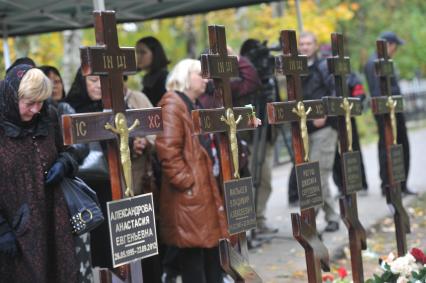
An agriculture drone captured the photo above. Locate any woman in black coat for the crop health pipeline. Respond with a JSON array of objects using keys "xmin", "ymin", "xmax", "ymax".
[
  {"xmin": 136, "ymin": 36, "xmax": 170, "ymax": 106},
  {"xmin": 0, "ymin": 64, "xmax": 79, "ymax": 282}
]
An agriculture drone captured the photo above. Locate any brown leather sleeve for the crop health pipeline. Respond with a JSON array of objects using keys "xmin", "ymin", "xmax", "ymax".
[{"xmin": 155, "ymin": 94, "xmax": 195, "ymax": 191}]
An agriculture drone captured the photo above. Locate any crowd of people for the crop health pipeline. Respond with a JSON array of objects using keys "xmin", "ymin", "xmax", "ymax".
[{"xmin": 0, "ymin": 30, "xmax": 414, "ymax": 283}]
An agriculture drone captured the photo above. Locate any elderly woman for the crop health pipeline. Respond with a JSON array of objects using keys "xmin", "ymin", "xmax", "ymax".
[
  {"xmin": 0, "ymin": 65, "xmax": 78, "ymax": 282},
  {"xmin": 156, "ymin": 59, "xmax": 228, "ymax": 283}
]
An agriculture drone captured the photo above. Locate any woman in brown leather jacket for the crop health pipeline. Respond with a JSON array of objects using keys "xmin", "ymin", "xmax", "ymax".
[{"xmin": 156, "ymin": 59, "xmax": 228, "ymax": 283}]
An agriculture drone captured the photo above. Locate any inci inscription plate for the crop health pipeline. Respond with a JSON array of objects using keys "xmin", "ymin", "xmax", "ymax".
[
  {"xmin": 201, "ymin": 54, "xmax": 239, "ymax": 78},
  {"xmin": 275, "ymin": 55, "xmax": 308, "ymax": 75},
  {"xmin": 342, "ymin": 151, "xmax": 363, "ymax": 194},
  {"xmin": 322, "ymin": 97, "xmax": 362, "ymax": 116},
  {"xmin": 390, "ymin": 144, "xmax": 406, "ymax": 183},
  {"xmin": 107, "ymin": 193, "xmax": 158, "ymax": 267},
  {"xmin": 296, "ymin": 161, "xmax": 323, "ymax": 210},
  {"xmin": 223, "ymin": 177, "xmax": 257, "ymax": 235},
  {"xmin": 375, "ymin": 60, "xmax": 394, "ymax": 76}
]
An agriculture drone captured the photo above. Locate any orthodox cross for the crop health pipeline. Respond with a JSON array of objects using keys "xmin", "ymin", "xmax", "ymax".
[
  {"xmin": 61, "ymin": 11, "xmax": 163, "ymax": 282},
  {"xmin": 192, "ymin": 25, "xmax": 262, "ymax": 282},
  {"xmin": 370, "ymin": 39, "xmax": 410, "ymax": 256},
  {"xmin": 267, "ymin": 30, "xmax": 330, "ymax": 283},
  {"xmin": 325, "ymin": 32, "xmax": 366, "ymax": 283}
]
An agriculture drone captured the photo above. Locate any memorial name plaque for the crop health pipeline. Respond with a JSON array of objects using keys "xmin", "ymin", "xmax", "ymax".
[
  {"xmin": 342, "ymin": 151, "xmax": 363, "ymax": 194},
  {"xmin": 390, "ymin": 144, "xmax": 406, "ymax": 183},
  {"xmin": 296, "ymin": 162, "xmax": 323, "ymax": 210},
  {"xmin": 223, "ymin": 177, "xmax": 257, "ymax": 235},
  {"xmin": 107, "ymin": 193, "xmax": 158, "ymax": 267}
]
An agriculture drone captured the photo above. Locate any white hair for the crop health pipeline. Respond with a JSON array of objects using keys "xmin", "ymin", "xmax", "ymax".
[{"xmin": 166, "ymin": 59, "xmax": 201, "ymax": 93}]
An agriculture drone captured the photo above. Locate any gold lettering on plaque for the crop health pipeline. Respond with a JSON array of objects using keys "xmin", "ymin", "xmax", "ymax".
[
  {"xmin": 340, "ymin": 98, "xmax": 354, "ymax": 151},
  {"xmin": 203, "ymin": 115, "xmax": 211, "ymax": 129},
  {"xmin": 218, "ymin": 61, "xmax": 225, "ymax": 73},
  {"xmin": 148, "ymin": 114, "xmax": 161, "ymax": 129},
  {"xmin": 103, "ymin": 55, "xmax": 113, "ymax": 69},
  {"xmin": 221, "ymin": 108, "xmax": 242, "ymax": 179},
  {"xmin": 292, "ymin": 102, "xmax": 312, "ymax": 162},
  {"xmin": 117, "ymin": 55, "xmax": 126, "ymax": 69},
  {"xmin": 105, "ymin": 113, "xmax": 140, "ymax": 197},
  {"xmin": 75, "ymin": 121, "xmax": 87, "ymax": 137},
  {"xmin": 386, "ymin": 96, "xmax": 398, "ymax": 145}
]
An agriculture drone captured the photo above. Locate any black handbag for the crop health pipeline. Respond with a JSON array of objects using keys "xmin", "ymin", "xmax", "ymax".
[
  {"xmin": 60, "ymin": 177, "xmax": 104, "ymax": 235},
  {"xmin": 77, "ymin": 142, "xmax": 109, "ymax": 182}
]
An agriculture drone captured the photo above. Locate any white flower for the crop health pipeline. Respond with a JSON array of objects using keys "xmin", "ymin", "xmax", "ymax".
[
  {"xmin": 389, "ymin": 254, "xmax": 418, "ymax": 276},
  {"xmin": 396, "ymin": 277, "xmax": 408, "ymax": 283}
]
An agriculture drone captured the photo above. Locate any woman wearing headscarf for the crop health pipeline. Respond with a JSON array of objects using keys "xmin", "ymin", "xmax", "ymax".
[
  {"xmin": 0, "ymin": 65, "xmax": 79, "ymax": 282},
  {"xmin": 156, "ymin": 59, "xmax": 228, "ymax": 283}
]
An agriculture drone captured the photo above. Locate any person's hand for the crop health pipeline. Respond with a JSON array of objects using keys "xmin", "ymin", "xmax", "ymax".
[
  {"xmin": 133, "ymin": 137, "xmax": 148, "ymax": 156},
  {"xmin": 45, "ymin": 161, "xmax": 66, "ymax": 186},
  {"xmin": 0, "ymin": 231, "xmax": 17, "ymax": 257},
  {"xmin": 313, "ymin": 117, "xmax": 326, "ymax": 128},
  {"xmin": 254, "ymin": 118, "xmax": 262, "ymax": 127}
]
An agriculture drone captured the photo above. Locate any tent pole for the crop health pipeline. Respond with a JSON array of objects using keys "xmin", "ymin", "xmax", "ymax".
[
  {"xmin": 295, "ymin": 0, "xmax": 304, "ymax": 33},
  {"xmin": 3, "ymin": 23, "xmax": 11, "ymax": 70},
  {"xmin": 93, "ymin": 0, "xmax": 106, "ymax": 11}
]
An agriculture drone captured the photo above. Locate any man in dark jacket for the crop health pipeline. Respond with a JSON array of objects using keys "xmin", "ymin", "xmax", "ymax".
[
  {"xmin": 288, "ymin": 31, "xmax": 340, "ymax": 232},
  {"xmin": 364, "ymin": 31, "xmax": 415, "ymax": 196}
]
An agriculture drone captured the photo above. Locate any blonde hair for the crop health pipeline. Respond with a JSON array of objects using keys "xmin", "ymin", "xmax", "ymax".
[
  {"xmin": 18, "ymin": 68, "xmax": 52, "ymax": 102},
  {"xmin": 166, "ymin": 59, "xmax": 201, "ymax": 93}
]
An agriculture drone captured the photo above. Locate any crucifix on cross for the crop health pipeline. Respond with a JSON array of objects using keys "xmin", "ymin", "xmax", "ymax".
[
  {"xmin": 267, "ymin": 30, "xmax": 330, "ymax": 283},
  {"xmin": 323, "ymin": 32, "xmax": 367, "ymax": 283},
  {"xmin": 370, "ymin": 39, "xmax": 410, "ymax": 257},
  {"xmin": 61, "ymin": 10, "xmax": 163, "ymax": 282},
  {"xmin": 192, "ymin": 25, "xmax": 262, "ymax": 283}
]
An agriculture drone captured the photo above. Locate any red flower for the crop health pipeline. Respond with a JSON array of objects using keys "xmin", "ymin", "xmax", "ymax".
[
  {"xmin": 410, "ymin": 248, "xmax": 426, "ymax": 264},
  {"xmin": 337, "ymin": 266, "xmax": 348, "ymax": 279},
  {"xmin": 322, "ymin": 273, "xmax": 334, "ymax": 282}
]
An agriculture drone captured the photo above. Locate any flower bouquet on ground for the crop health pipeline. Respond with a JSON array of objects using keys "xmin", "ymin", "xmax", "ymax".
[
  {"xmin": 322, "ymin": 266, "xmax": 352, "ymax": 283},
  {"xmin": 366, "ymin": 248, "xmax": 426, "ymax": 283}
]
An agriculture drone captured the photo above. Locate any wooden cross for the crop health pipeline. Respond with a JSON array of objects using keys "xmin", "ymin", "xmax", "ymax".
[
  {"xmin": 267, "ymin": 30, "xmax": 330, "ymax": 283},
  {"xmin": 323, "ymin": 32, "xmax": 367, "ymax": 283},
  {"xmin": 192, "ymin": 25, "xmax": 261, "ymax": 283},
  {"xmin": 370, "ymin": 39, "xmax": 410, "ymax": 256},
  {"xmin": 61, "ymin": 11, "xmax": 163, "ymax": 282}
]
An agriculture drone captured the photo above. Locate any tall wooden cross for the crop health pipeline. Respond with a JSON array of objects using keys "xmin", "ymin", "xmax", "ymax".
[
  {"xmin": 324, "ymin": 32, "xmax": 367, "ymax": 283},
  {"xmin": 267, "ymin": 30, "xmax": 330, "ymax": 283},
  {"xmin": 61, "ymin": 11, "xmax": 163, "ymax": 282},
  {"xmin": 192, "ymin": 25, "xmax": 262, "ymax": 283},
  {"xmin": 370, "ymin": 40, "xmax": 410, "ymax": 256}
]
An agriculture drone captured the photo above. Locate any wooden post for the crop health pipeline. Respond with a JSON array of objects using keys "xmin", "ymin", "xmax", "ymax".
[
  {"xmin": 267, "ymin": 30, "xmax": 330, "ymax": 283},
  {"xmin": 61, "ymin": 11, "xmax": 163, "ymax": 283},
  {"xmin": 192, "ymin": 25, "xmax": 262, "ymax": 282},
  {"xmin": 370, "ymin": 40, "xmax": 410, "ymax": 257},
  {"xmin": 324, "ymin": 32, "xmax": 367, "ymax": 283}
]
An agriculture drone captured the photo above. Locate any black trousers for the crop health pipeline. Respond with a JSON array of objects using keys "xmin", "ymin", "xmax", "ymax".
[
  {"xmin": 332, "ymin": 118, "xmax": 368, "ymax": 191},
  {"xmin": 374, "ymin": 113, "xmax": 410, "ymax": 191},
  {"xmin": 179, "ymin": 247, "xmax": 223, "ymax": 283}
]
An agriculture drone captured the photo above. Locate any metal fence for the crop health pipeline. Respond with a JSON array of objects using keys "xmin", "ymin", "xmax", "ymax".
[{"xmin": 400, "ymin": 79, "xmax": 426, "ymax": 122}]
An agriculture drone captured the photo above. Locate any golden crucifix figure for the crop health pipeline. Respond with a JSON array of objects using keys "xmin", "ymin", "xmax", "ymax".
[
  {"xmin": 105, "ymin": 112, "xmax": 140, "ymax": 197},
  {"xmin": 386, "ymin": 96, "xmax": 398, "ymax": 145},
  {"xmin": 221, "ymin": 108, "xmax": 243, "ymax": 179},
  {"xmin": 340, "ymin": 98, "xmax": 354, "ymax": 151},
  {"xmin": 292, "ymin": 101, "xmax": 312, "ymax": 162}
]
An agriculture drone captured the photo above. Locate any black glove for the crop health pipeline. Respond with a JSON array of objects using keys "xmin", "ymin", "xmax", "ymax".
[
  {"xmin": 45, "ymin": 161, "xmax": 66, "ymax": 186},
  {"xmin": 0, "ymin": 231, "xmax": 17, "ymax": 257}
]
